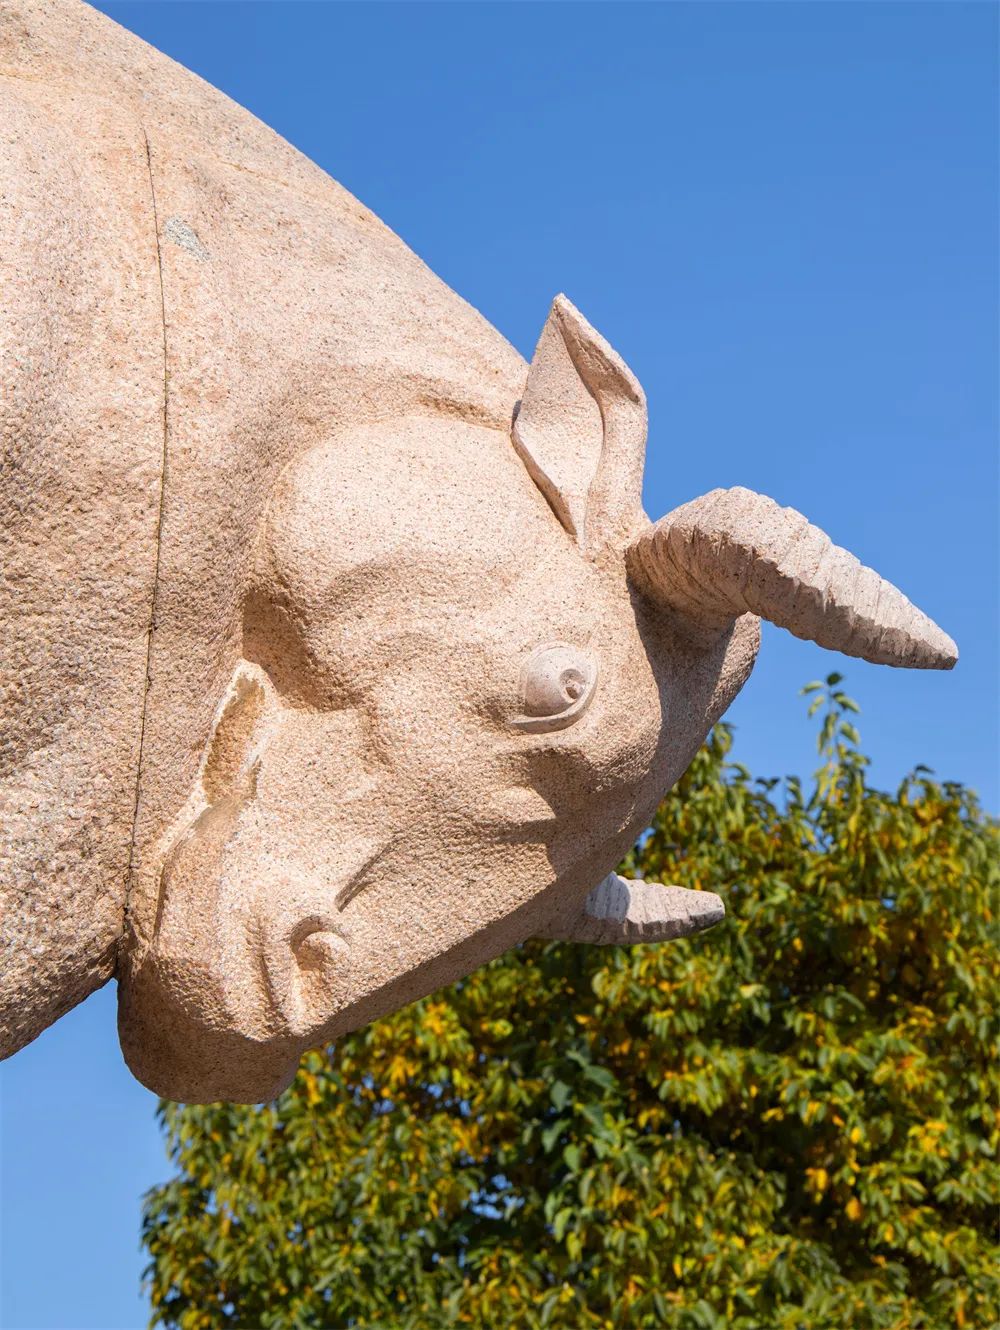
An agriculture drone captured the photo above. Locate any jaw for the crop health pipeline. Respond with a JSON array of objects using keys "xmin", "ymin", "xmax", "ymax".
[
  {"xmin": 118, "ymin": 955, "xmax": 305, "ymax": 1105},
  {"xmin": 118, "ymin": 803, "xmax": 622, "ymax": 1104},
  {"xmin": 702, "ymin": 612, "xmax": 762, "ymax": 730},
  {"xmin": 118, "ymin": 609, "xmax": 761, "ymax": 1105}
]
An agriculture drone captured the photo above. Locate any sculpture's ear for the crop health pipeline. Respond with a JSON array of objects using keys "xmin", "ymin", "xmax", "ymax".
[
  {"xmin": 200, "ymin": 664, "xmax": 271, "ymax": 807},
  {"xmin": 513, "ymin": 294, "xmax": 648, "ymax": 553}
]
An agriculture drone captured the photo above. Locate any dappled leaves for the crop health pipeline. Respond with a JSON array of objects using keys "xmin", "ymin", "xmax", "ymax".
[{"xmin": 143, "ymin": 678, "xmax": 998, "ymax": 1329}]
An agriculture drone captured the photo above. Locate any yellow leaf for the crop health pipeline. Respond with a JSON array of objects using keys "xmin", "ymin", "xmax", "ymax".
[{"xmin": 806, "ymin": 1167, "xmax": 828, "ymax": 1193}]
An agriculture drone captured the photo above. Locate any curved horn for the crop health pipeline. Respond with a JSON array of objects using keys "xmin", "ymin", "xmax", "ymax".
[
  {"xmin": 536, "ymin": 875, "xmax": 724, "ymax": 945},
  {"xmin": 627, "ymin": 487, "xmax": 957, "ymax": 670}
]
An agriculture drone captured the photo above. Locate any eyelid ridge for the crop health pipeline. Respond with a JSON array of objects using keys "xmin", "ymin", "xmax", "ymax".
[{"xmin": 510, "ymin": 641, "xmax": 598, "ymax": 733}]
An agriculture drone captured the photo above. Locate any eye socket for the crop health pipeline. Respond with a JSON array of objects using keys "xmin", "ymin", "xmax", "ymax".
[{"xmin": 511, "ymin": 642, "xmax": 598, "ymax": 733}]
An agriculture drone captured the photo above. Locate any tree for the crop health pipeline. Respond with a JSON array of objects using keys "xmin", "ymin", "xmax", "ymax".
[{"xmin": 143, "ymin": 677, "xmax": 998, "ymax": 1330}]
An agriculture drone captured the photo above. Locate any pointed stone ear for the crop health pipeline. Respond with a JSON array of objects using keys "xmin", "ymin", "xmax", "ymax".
[
  {"xmin": 513, "ymin": 295, "xmax": 648, "ymax": 552},
  {"xmin": 200, "ymin": 666, "xmax": 270, "ymax": 806}
]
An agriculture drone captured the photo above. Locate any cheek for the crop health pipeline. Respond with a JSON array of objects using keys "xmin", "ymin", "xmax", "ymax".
[
  {"xmin": 577, "ymin": 633, "xmax": 663, "ymax": 785},
  {"xmin": 365, "ymin": 676, "xmax": 493, "ymax": 808},
  {"xmin": 251, "ymin": 707, "xmax": 379, "ymax": 816}
]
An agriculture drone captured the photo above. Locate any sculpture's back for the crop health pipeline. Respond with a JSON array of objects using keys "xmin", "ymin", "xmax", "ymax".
[{"xmin": 0, "ymin": 0, "xmax": 525, "ymax": 1057}]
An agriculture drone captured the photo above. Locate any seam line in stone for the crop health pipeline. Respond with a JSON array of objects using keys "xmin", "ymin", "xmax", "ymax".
[{"xmin": 121, "ymin": 127, "xmax": 170, "ymax": 965}]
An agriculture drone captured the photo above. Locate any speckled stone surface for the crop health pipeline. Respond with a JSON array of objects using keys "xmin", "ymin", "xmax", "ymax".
[{"xmin": 1, "ymin": 0, "xmax": 956, "ymax": 1102}]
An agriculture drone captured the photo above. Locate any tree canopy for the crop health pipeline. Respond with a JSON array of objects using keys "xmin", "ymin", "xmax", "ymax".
[{"xmin": 143, "ymin": 677, "xmax": 998, "ymax": 1329}]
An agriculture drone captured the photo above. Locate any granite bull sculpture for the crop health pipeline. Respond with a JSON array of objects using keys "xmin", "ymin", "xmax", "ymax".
[{"xmin": 1, "ymin": 0, "xmax": 956, "ymax": 1102}]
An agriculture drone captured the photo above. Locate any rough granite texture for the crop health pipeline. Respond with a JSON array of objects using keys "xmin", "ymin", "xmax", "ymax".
[{"xmin": 0, "ymin": 0, "xmax": 957, "ymax": 1102}]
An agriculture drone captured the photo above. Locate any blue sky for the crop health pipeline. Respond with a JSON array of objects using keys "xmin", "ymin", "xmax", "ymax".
[{"xmin": 1, "ymin": 3, "xmax": 996, "ymax": 1327}]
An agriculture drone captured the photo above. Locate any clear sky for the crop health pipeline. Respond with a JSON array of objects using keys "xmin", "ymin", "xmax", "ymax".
[{"xmin": 1, "ymin": 3, "xmax": 996, "ymax": 1327}]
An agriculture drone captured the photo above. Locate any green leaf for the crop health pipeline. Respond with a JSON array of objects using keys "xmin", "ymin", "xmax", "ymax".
[{"xmin": 550, "ymin": 1080, "xmax": 571, "ymax": 1111}]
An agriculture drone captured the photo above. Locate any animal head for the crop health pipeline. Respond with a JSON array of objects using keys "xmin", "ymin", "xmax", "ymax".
[{"xmin": 120, "ymin": 297, "xmax": 955, "ymax": 1102}]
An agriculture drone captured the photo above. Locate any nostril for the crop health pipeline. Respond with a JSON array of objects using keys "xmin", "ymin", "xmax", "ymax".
[
  {"xmin": 294, "ymin": 929, "xmax": 347, "ymax": 974},
  {"xmin": 289, "ymin": 914, "xmax": 345, "ymax": 959}
]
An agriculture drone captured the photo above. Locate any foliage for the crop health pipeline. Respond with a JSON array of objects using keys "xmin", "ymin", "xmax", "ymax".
[{"xmin": 143, "ymin": 677, "xmax": 999, "ymax": 1329}]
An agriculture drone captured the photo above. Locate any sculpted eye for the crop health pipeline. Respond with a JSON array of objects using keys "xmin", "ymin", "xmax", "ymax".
[{"xmin": 512, "ymin": 642, "xmax": 598, "ymax": 733}]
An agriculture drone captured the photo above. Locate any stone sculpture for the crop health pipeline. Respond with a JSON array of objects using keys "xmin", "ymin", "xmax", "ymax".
[{"xmin": 0, "ymin": 0, "xmax": 957, "ymax": 1103}]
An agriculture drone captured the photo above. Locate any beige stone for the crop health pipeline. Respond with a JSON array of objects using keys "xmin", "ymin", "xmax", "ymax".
[
  {"xmin": 0, "ymin": 55, "xmax": 164, "ymax": 1055},
  {"xmin": 538, "ymin": 875, "xmax": 726, "ymax": 945},
  {"xmin": 0, "ymin": 0, "xmax": 957, "ymax": 1102}
]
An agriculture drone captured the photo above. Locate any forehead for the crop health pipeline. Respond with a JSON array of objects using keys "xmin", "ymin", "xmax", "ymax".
[{"xmin": 262, "ymin": 414, "xmax": 597, "ymax": 616}]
